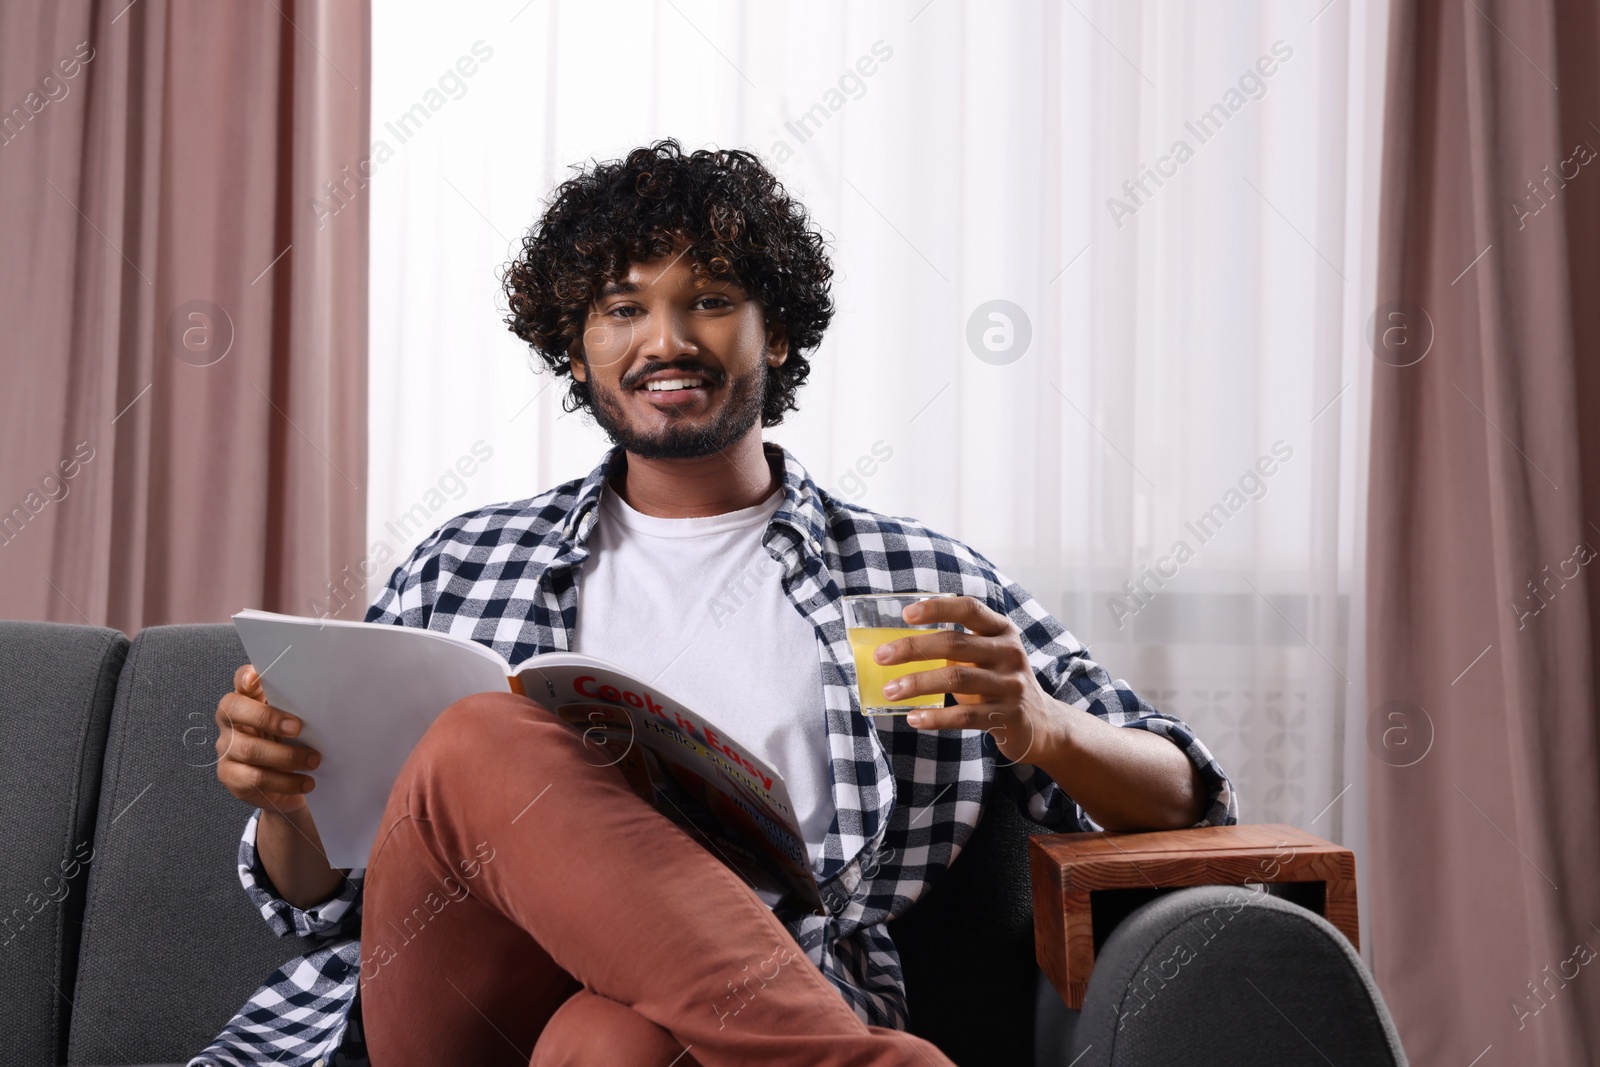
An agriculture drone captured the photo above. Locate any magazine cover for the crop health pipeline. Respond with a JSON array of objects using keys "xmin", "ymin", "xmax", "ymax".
[{"xmin": 518, "ymin": 660, "xmax": 824, "ymax": 915}]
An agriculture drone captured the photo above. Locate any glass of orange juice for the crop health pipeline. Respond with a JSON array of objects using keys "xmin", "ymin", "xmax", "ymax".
[{"xmin": 842, "ymin": 592, "xmax": 958, "ymax": 715}]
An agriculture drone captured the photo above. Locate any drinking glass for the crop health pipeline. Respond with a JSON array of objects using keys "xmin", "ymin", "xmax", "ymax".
[{"xmin": 842, "ymin": 592, "xmax": 958, "ymax": 715}]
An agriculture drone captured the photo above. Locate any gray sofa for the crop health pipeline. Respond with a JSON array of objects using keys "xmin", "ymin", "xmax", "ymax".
[{"xmin": 0, "ymin": 621, "xmax": 1408, "ymax": 1066}]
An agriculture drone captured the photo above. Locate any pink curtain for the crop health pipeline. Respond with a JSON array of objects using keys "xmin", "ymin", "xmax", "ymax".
[
  {"xmin": 0, "ymin": 0, "xmax": 369, "ymax": 631},
  {"xmin": 1367, "ymin": 0, "xmax": 1600, "ymax": 1061}
]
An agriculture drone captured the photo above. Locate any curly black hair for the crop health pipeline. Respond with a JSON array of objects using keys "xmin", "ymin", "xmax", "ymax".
[{"xmin": 501, "ymin": 139, "xmax": 835, "ymax": 426}]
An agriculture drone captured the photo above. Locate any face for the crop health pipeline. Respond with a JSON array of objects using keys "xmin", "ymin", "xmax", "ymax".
[{"xmin": 571, "ymin": 242, "xmax": 788, "ymax": 460}]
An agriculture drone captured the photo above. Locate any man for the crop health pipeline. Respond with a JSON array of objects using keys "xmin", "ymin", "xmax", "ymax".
[{"xmin": 196, "ymin": 139, "xmax": 1236, "ymax": 1067}]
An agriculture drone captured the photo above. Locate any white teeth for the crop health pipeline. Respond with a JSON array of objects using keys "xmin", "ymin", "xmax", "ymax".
[{"xmin": 642, "ymin": 378, "xmax": 703, "ymax": 391}]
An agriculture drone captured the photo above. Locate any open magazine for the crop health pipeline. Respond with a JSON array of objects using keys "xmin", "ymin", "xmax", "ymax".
[{"xmin": 232, "ymin": 610, "xmax": 823, "ymax": 915}]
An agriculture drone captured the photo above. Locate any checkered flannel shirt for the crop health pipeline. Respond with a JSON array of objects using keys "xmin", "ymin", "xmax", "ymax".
[{"xmin": 191, "ymin": 441, "xmax": 1237, "ymax": 1066}]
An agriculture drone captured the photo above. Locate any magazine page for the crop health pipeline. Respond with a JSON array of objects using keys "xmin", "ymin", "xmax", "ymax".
[
  {"xmin": 514, "ymin": 654, "xmax": 824, "ymax": 915},
  {"xmin": 232, "ymin": 610, "xmax": 512, "ymax": 867}
]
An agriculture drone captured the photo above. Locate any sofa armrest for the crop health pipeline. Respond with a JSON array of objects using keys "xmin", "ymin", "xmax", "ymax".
[{"xmin": 1029, "ymin": 822, "xmax": 1357, "ymax": 1009}]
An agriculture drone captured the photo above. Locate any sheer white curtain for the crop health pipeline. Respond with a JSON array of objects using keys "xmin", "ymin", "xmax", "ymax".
[{"xmin": 368, "ymin": 0, "xmax": 1389, "ymax": 952}]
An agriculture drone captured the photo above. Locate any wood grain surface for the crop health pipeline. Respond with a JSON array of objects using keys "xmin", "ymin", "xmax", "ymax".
[{"xmin": 1030, "ymin": 823, "xmax": 1358, "ymax": 1009}]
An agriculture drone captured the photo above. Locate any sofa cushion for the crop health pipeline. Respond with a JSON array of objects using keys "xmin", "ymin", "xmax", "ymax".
[
  {"xmin": 0, "ymin": 621, "xmax": 127, "ymax": 1067},
  {"xmin": 67, "ymin": 624, "xmax": 324, "ymax": 1066}
]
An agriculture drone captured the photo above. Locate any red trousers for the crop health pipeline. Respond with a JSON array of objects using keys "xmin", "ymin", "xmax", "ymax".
[{"xmin": 358, "ymin": 692, "xmax": 953, "ymax": 1066}]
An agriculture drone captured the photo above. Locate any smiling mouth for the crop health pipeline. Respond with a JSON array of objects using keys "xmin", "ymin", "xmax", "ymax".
[
  {"xmin": 629, "ymin": 372, "xmax": 722, "ymax": 411},
  {"xmin": 638, "ymin": 377, "xmax": 710, "ymax": 393}
]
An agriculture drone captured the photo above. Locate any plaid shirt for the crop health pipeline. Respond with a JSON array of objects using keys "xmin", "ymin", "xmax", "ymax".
[{"xmin": 191, "ymin": 441, "xmax": 1237, "ymax": 1066}]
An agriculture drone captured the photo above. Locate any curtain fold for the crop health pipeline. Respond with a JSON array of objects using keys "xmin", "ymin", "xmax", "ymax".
[
  {"xmin": 0, "ymin": 0, "xmax": 370, "ymax": 632},
  {"xmin": 1367, "ymin": 0, "xmax": 1600, "ymax": 1060}
]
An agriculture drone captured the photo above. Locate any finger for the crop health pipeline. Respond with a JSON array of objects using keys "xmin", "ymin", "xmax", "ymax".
[
  {"xmin": 874, "ymin": 629, "xmax": 1008, "ymax": 668},
  {"xmin": 219, "ymin": 760, "xmax": 315, "ymax": 797},
  {"xmin": 881, "ymin": 663, "xmax": 1014, "ymax": 703},
  {"xmin": 904, "ymin": 702, "xmax": 1015, "ymax": 731},
  {"xmin": 214, "ymin": 726, "xmax": 241, "ymax": 764},
  {"xmin": 902, "ymin": 595, "xmax": 1014, "ymax": 637},
  {"xmin": 904, "ymin": 704, "xmax": 1042, "ymax": 763},
  {"xmin": 233, "ymin": 663, "xmax": 266, "ymax": 701},
  {"xmin": 224, "ymin": 732, "xmax": 321, "ymax": 772},
  {"xmin": 217, "ymin": 691, "xmax": 301, "ymax": 739}
]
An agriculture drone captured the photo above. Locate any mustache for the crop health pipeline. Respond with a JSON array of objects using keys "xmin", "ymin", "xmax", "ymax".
[{"xmin": 621, "ymin": 360, "xmax": 728, "ymax": 389}]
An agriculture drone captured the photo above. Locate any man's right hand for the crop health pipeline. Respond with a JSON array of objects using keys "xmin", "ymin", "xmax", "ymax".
[{"xmin": 215, "ymin": 664, "xmax": 322, "ymax": 812}]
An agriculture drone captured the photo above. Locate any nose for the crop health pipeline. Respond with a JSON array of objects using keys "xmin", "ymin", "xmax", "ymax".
[{"xmin": 637, "ymin": 304, "xmax": 697, "ymax": 363}]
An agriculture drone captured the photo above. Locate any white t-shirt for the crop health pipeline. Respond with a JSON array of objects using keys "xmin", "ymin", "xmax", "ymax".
[{"xmin": 571, "ymin": 483, "xmax": 835, "ymax": 870}]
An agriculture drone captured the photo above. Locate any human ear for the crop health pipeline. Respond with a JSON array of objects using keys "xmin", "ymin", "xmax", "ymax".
[
  {"xmin": 766, "ymin": 325, "xmax": 789, "ymax": 367},
  {"xmin": 568, "ymin": 337, "xmax": 589, "ymax": 382}
]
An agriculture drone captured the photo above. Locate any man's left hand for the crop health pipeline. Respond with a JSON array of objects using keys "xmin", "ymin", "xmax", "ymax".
[{"xmin": 874, "ymin": 595, "xmax": 1063, "ymax": 766}]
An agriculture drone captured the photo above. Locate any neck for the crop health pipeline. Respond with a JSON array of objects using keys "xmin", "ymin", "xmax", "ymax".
[{"xmin": 612, "ymin": 423, "xmax": 778, "ymax": 518}]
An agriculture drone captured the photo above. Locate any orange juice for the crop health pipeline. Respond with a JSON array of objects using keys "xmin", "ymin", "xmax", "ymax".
[{"xmin": 848, "ymin": 626, "xmax": 948, "ymax": 711}]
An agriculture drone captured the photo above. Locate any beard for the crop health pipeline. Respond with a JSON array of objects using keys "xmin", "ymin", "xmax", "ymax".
[{"xmin": 587, "ymin": 354, "xmax": 769, "ymax": 460}]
